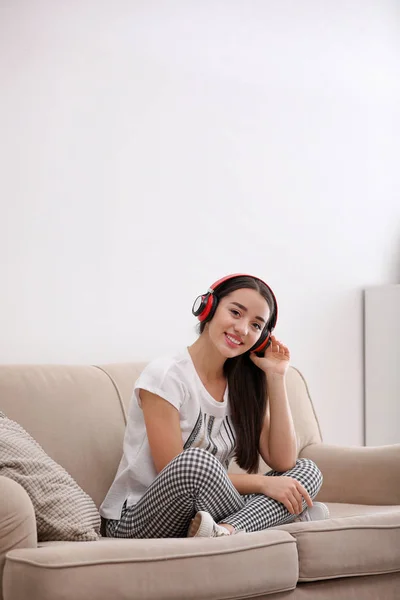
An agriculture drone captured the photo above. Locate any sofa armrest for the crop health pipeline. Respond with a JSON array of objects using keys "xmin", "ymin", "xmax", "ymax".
[
  {"xmin": 0, "ymin": 476, "xmax": 37, "ymax": 600},
  {"xmin": 300, "ymin": 443, "xmax": 400, "ymax": 505}
]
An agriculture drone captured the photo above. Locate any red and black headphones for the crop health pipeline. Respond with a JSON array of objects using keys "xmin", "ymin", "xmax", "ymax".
[{"xmin": 192, "ymin": 273, "xmax": 278, "ymax": 355}]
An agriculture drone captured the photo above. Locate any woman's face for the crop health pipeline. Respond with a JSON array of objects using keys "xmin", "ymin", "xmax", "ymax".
[{"xmin": 206, "ymin": 288, "xmax": 270, "ymax": 358}]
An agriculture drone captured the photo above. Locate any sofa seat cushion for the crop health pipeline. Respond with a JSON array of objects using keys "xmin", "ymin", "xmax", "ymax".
[
  {"xmin": 274, "ymin": 509, "xmax": 400, "ymax": 582},
  {"xmin": 326, "ymin": 502, "xmax": 400, "ymax": 518},
  {"xmin": 4, "ymin": 531, "xmax": 298, "ymax": 600}
]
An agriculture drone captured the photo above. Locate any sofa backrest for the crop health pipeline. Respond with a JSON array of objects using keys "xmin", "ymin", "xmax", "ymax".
[
  {"xmin": 0, "ymin": 364, "xmax": 141, "ymax": 508},
  {"xmin": 0, "ymin": 363, "xmax": 322, "ymax": 506}
]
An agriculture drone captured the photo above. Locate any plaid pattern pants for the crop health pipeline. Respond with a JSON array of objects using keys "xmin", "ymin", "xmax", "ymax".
[{"xmin": 105, "ymin": 447, "xmax": 323, "ymax": 538}]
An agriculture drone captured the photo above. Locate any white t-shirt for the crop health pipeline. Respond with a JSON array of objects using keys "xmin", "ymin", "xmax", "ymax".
[{"xmin": 100, "ymin": 348, "xmax": 237, "ymax": 520}]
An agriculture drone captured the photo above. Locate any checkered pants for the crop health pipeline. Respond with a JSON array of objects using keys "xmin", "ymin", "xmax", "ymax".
[{"xmin": 105, "ymin": 447, "xmax": 323, "ymax": 538}]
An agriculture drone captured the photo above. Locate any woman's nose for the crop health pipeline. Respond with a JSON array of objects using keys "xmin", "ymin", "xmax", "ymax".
[{"xmin": 234, "ymin": 321, "xmax": 249, "ymax": 336}]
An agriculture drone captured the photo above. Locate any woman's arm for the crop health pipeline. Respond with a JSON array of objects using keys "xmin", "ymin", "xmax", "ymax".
[
  {"xmin": 140, "ymin": 389, "xmax": 184, "ymax": 473},
  {"xmin": 228, "ymin": 473, "xmax": 264, "ymax": 494},
  {"xmin": 259, "ymin": 373, "xmax": 297, "ymax": 472},
  {"xmin": 229, "ymin": 471, "xmax": 312, "ymax": 515},
  {"xmin": 250, "ymin": 336, "xmax": 297, "ymax": 473}
]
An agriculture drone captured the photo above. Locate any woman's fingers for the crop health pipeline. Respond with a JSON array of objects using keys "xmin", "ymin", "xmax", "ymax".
[
  {"xmin": 264, "ymin": 475, "xmax": 313, "ymax": 515},
  {"xmin": 269, "ymin": 336, "xmax": 289, "ymax": 355},
  {"xmin": 286, "ymin": 483, "xmax": 313, "ymax": 515},
  {"xmin": 296, "ymin": 481, "xmax": 313, "ymax": 509},
  {"xmin": 286, "ymin": 493, "xmax": 300, "ymax": 515},
  {"xmin": 284, "ymin": 497, "xmax": 297, "ymax": 515},
  {"xmin": 292, "ymin": 490, "xmax": 303, "ymax": 515}
]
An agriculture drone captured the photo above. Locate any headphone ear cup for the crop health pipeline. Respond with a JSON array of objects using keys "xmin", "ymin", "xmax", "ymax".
[
  {"xmin": 206, "ymin": 295, "xmax": 218, "ymax": 321},
  {"xmin": 251, "ymin": 332, "xmax": 271, "ymax": 356},
  {"xmin": 192, "ymin": 294, "xmax": 207, "ymax": 317},
  {"xmin": 197, "ymin": 293, "xmax": 218, "ymax": 322}
]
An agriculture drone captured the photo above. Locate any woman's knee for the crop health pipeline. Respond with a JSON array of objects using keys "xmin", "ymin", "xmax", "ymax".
[
  {"xmin": 175, "ymin": 447, "xmax": 220, "ymax": 466},
  {"xmin": 168, "ymin": 448, "xmax": 223, "ymax": 479},
  {"xmin": 294, "ymin": 458, "xmax": 323, "ymax": 497}
]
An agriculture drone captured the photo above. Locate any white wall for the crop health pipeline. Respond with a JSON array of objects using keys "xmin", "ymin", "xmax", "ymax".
[{"xmin": 1, "ymin": 1, "xmax": 399, "ymax": 446}]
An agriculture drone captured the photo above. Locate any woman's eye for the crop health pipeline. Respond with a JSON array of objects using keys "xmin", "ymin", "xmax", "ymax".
[
  {"xmin": 253, "ymin": 323, "xmax": 262, "ymax": 331},
  {"xmin": 230, "ymin": 309, "xmax": 240, "ymax": 317}
]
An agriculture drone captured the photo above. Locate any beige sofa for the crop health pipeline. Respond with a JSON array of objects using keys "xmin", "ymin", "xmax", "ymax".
[{"xmin": 0, "ymin": 362, "xmax": 399, "ymax": 600}]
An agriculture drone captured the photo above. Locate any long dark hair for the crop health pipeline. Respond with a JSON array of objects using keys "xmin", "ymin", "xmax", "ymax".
[{"xmin": 198, "ymin": 276, "xmax": 276, "ymax": 473}]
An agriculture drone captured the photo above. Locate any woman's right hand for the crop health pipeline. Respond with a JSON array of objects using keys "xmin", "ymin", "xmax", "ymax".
[{"xmin": 259, "ymin": 476, "xmax": 313, "ymax": 515}]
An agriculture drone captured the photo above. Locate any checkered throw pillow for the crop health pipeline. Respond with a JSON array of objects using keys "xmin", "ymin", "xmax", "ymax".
[{"xmin": 0, "ymin": 411, "xmax": 101, "ymax": 542}]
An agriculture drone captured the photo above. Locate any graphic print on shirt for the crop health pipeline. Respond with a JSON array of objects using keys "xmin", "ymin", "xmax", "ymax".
[{"xmin": 183, "ymin": 409, "xmax": 236, "ymax": 469}]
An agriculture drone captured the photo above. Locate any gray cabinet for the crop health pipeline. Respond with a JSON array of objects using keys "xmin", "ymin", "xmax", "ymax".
[{"xmin": 364, "ymin": 285, "xmax": 400, "ymax": 446}]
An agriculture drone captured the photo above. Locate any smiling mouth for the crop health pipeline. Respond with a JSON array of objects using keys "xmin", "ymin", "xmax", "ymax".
[{"xmin": 225, "ymin": 333, "xmax": 243, "ymax": 347}]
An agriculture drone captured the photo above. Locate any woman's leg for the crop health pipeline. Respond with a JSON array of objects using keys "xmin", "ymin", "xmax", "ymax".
[
  {"xmin": 221, "ymin": 458, "xmax": 323, "ymax": 532},
  {"xmin": 106, "ymin": 448, "xmax": 245, "ymax": 539}
]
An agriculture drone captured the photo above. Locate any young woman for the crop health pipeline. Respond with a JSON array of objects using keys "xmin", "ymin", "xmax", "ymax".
[{"xmin": 100, "ymin": 274, "xmax": 329, "ymax": 538}]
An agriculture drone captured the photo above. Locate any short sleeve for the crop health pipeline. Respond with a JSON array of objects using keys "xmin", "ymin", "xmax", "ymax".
[{"xmin": 133, "ymin": 358, "xmax": 186, "ymax": 411}]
